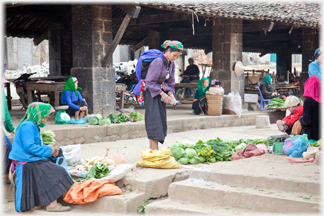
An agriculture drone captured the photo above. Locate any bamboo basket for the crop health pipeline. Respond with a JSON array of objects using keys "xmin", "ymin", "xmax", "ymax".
[{"xmin": 206, "ymin": 94, "xmax": 223, "ymax": 116}]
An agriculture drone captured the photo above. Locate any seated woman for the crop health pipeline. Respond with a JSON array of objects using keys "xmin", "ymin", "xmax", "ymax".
[
  {"xmin": 61, "ymin": 77, "xmax": 88, "ymax": 124},
  {"xmin": 260, "ymin": 74, "xmax": 284, "ymax": 99},
  {"xmin": 276, "ymin": 95, "xmax": 303, "ymax": 135},
  {"xmin": 9, "ymin": 102, "xmax": 73, "ymax": 212},
  {"xmin": 299, "ymin": 75, "xmax": 321, "ymax": 141},
  {"xmin": 192, "ymin": 77, "xmax": 209, "ymax": 115}
]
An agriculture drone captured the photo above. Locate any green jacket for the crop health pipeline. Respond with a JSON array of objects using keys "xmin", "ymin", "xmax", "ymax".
[
  {"xmin": 194, "ymin": 87, "xmax": 207, "ymax": 99},
  {"xmin": 2, "ymin": 90, "xmax": 15, "ymax": 132}
]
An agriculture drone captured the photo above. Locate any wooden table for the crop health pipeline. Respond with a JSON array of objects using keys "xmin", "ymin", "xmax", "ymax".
[
  {"xmin": 29, "ymin": 76, "xmax": 70, "ymax": 82},
  {"xmin": 27, "ymin": 82, "xmax": 65, "ymax": 107},
  {"xmin": 275, "ymin": 85, "xmax": 300, "ymax": 95},
  {"xmin": 4, "ymin": 81, "xmax": 12, "ymax": 110},
  {"xmin": 174, "ymin": 83, "xmax": 198, "ymax": 89},
  {"xmin": 116, "ymin": 83, "xmax": 127, "ymax": 110}
]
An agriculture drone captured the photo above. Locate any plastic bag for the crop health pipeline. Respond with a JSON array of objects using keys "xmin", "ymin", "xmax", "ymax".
[
  {"xmin": 112, "ymin": 148, "xmax": 126, "ymax": 165},
  {"xmin": 283, "ymin": 134, "xmax": 309, "ymax": 158},
  {"xmin": 207, "ymin": 87, "xmax": 224, "ymax": 95},
  {"xmin": 55, "ymin": 110, "xmax": 71, "ymax": 124},
  {"xmin": 60, "ymin": 144, "xmax": 83, "ymax": 167},
  {"xmin": 136, "ymin": 149, "xmax": 181, "ymax": 169},
  {"xmin": 223, "ymin": 91, "xmax": 242, "ymax": 117},
  {"xmin": 94, "ymin": 164, "xmax": 133, "ymax": 182}
]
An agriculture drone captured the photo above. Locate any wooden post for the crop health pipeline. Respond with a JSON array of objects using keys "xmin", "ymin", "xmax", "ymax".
[
  {"xmin": 27, "ymin": 83, "xmax": 33, "ymax": 106},
  {"xmin": 273, "ymin": 71, "xmax": 276, "ymax": 89},
  {"xmin": 287, "ymin": 70, "xmax": 289, "ymax": 83}
]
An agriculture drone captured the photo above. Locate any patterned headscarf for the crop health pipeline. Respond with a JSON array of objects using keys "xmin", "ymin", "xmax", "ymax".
[
  {"xmin": 17, "ymin": 102, "xmax": 55, "ymax": 129},
  {"xmin": 303, "ymin": 75, "xmax": 321, "ymax": 103},
  {"xmin": 161, "ymin": 40, "xmax": 183, "ymax": 51},
  {"xmin": 263, "ymin": 74, "xmax": 272, "ymax": 85},
  {"xmin": 62, "ymin": 77, "xmax": 82, "ymax": 97}
]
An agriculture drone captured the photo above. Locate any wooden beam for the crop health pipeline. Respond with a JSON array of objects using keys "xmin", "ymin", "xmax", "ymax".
[
  {"xmin": 116, "ymin": 4, "xmax": 141, "ymax": 18},
  {"xmin": 102, "ymin": 14, "xmax": 132, "ymax": 67},
  {"xmin": 113, "ymin": 12, "xmax": 191, "ymax": 26},
  {"xmin": 132, "ymin": 37, "xmax": 147, "ymax": 51}
]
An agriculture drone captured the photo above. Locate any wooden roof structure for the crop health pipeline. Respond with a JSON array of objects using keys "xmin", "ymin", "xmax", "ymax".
[{"xmin": 5, "ymin": 2, "xmax": 321, "ymax": 54}]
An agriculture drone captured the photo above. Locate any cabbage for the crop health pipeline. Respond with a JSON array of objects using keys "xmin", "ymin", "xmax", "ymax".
[
  {"xmin": 235, "ymin": 143, "xmax": 246, "ymax": 151},
  {"xmin": 207, "ymin": 157, "xmax": 216, "ymax": 163},
  {"xmin": 99, "ymin": 118, "xmax": 106, "ymax": 126},
  {"xmin": 183, "ymin": 141, "xmax": 195, "ymax": 148},
  {"xmin": 198, "ymin": 156, "xmax": 205, "ymax": 163},
  {"xmin": 105, "ymin": 118, "xmax": 111, "ymax": 125},
  {"xmin": 185, "ymin": 148, "xmax": 197, "ymax": 158},
  {"xmin": 171, "ymin": 142, "xmax": 184, "ymax": 149},
  {"xmin": 89, "ymin": 117, "xmax": 99, "ymax": 125},
  {"xmin": 177, "ymin": 155, "xmax": 189, "ymax": 165},
  {"xmin": 171, "ymin": 147, "xmax": 184, "ymax": 160},
  {"xmin": 95, "ymin": 114, "xmax": 103, "ymax": 120},
  {"xmin": 189, "ymin": 157, "xmax": 199, "ymax": 164}
]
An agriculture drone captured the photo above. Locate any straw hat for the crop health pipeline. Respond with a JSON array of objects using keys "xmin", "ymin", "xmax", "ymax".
[{"xmin": 234, "ymin": 61, "xmax": 245, "ymax": 76}]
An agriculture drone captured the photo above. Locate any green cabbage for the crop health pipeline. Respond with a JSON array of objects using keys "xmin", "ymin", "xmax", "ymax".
[
  {"xmin": 185, "ymin": 148, "xmax": 197, "ymax": 158},
  {"xmin": 129, "ymin": 112, "xmax": 145, "ymax": 122},
  {"xmin": 105, "ymin": 118, "xmax": 111, "ymax": 125},
  {"xmin": 89, "ymin": 117, "xmax": 99, "ymax": 125},
  {"xmin": 207, "ymin": 157, "xmax": 216, "ymax": 163},
  {"xmin": 235, "ymin": 143, "xmax": 246, "ymax": 151},
  {"xmin": 189, "ymin": 157, "xmax": 199, "ymax": 164},
  {"xmin": 171, "ymin": 147, "xmax": 184, "ymax": 160},
  {"xmin": 95, "ymin": 114, "xmax": 103, "ymax": 120},
  {"xmin": 198, "ymin": 156, "xmax": 205, "ymax": 163},
  {"xmin": 183, "ymin": 141, "xmax": 195, "ymax": 148},
  {"xmin": 99, "ymin": 118, "xmax": 106, "ymax": 126},
  {"xmin": 171, "ymin": 142, "xmax": 184, "ymax": 149},
  {"xmin": 177, "ymin": 155, "xmax": 189, "ymax": 165}
]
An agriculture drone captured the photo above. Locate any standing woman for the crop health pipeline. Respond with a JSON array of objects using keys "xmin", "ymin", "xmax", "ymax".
[
  {"xmin": 9, "ymin": 102, "xmax": 73, "ymax": 212},
  {"xmin": 299, "ymin": 75, "xmax": 321, "ymax": 141},
  {"xmin": 144, "ymin": 40, "xmax": 183, "ymax": 150}
]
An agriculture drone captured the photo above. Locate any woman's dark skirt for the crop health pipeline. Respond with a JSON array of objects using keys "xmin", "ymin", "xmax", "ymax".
[
  {"xmin": 144, "ymin": 90, "xmax": 167, "ymax": 144},
  {"xmin": 15, "ymin": 159, "xmax": 73, "ymax": 212},
  {"xmin": 65, "ymin": 101, "xmax": 86, "ymax": 117}
]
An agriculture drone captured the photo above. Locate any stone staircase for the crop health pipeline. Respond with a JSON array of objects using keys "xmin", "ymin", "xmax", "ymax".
[{"xmin": 146, "ymin": 156, "xmax": 321, "ymax": 215}]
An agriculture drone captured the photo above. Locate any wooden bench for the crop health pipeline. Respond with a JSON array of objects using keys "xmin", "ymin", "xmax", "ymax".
[{"xmin": 27, "ymin": 82, "xmax": 65, "ymax": 107}]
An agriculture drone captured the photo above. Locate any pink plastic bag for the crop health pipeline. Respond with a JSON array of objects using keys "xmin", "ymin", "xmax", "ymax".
[{"xmin": 256, "ymin": 144, "xmax": 268, "ymax": 153}]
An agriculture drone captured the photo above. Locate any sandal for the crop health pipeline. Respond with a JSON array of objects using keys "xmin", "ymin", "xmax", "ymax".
[{"xmin": 46, "ymin": 203, "xmax": 71, "ymax": 212}]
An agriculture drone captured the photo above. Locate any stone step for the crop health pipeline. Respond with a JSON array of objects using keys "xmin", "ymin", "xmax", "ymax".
[
  {"xmin": 189, "ymin": 167, "xmax": 320, "ymax": 195},
  {"xmin": 145, "ymin": 199, "xmax": 265, "ymax": 215},
  {"xmin": 166, "ymin": 179, "xmax": 320, "ymax": 214}
]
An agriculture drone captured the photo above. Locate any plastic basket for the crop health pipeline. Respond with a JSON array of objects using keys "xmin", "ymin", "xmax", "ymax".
[{"xmin": 206, "ymin": 94, "xmax": 223, "ymax": 116}]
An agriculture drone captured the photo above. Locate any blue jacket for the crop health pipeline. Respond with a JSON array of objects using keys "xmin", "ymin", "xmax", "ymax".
[
  {"xmin": 9, "ymin": 121, "xmax": 53, "ymax": 162},
  {"xmin": 308, "ymin": 60, "xmax": 321, "ymax": 80},
  {"xmin": 61, "ymin": 90, "xmax": 88, "ymax": 110}
]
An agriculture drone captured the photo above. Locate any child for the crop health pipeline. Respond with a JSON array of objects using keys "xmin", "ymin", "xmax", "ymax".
[{"xmin": 276, "ymin": 95, "xmax": 303, "ymax": 135}]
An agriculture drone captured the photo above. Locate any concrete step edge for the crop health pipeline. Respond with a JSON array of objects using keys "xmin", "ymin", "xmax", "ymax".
[{"xmin": 167, "ymin": 180, "xmax": 320, "ymax": 214}]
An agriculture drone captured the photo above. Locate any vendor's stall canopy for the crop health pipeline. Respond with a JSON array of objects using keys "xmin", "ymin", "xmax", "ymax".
[{"xmin": 5, "ymin": 2, "xmax": 321, "ymax": 53}]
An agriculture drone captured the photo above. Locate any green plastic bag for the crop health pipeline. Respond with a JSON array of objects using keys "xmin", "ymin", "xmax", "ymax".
[{"xmin": 55, "ymin": 110, "xmax": 71, "ymax": 124}]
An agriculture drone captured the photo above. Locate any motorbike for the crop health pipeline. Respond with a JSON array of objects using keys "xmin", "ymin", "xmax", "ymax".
[
  {"xmin": 13, "ymin": 72, "xmax": 37, "ymax": 109},
  {"xmin": 175, "ymin": 74, "xmax": 198, "ymax": 100},
  {"xmin": 115, "ymin": 69, "xmax": 139, "ymax": 105}
]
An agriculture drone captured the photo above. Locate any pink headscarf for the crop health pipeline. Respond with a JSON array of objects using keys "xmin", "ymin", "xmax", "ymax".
[{"xmin": 303, "ymin": 75, "xmax": 321, "ymax": 103}]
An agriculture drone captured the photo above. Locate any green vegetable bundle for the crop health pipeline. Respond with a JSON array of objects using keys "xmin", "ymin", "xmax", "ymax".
[
  {"xmin": 267, "ymin": 97, "xmax": 285, "ymax": 108},
  {"xmin": 129, "ymin": 112, "xmax": 145, "ymax": 122},
  {"xmin": 244, "ymin": 137, "xmax": 269, "ymax": 147},
  {"xmin": 310, "ymin": 139, "xmax": 322, "ymax": 147},
  {"xmin": 108, "ymin": 113, "xmax": 129, "ymax": 124},
  {"xmin": 85, "ymin": 162, "xmax": 111, "ymax": 180},
  {"xmin": 40, "ymin": 130, "xmax": 56, "ymax": 146}
]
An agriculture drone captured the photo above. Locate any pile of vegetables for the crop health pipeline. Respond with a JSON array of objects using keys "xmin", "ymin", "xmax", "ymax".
[
  {"xmin": 85, "ymin": 112, "xmax": 144, "ymax": 125},
  {"xmin": 85, "ymin": 162, "xmax": 111, "ymax": 180},
  {"xmin": 267, "ymin": 97, "xmax": 285, "ymax": 108},
  {"xmin": 310, "ymin": 139, "xmax": 322, "ymax": 147},
  {"xmin": 40, "ymin": 130, "xmax": 56, "ymax": 146},
  {"xmin": 169, "ymin": 137, "xmax": 270, "ymax": 165}
]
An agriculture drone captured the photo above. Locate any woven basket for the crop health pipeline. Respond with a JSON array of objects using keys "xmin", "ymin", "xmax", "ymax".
[{"xmin": 206, "ymin": 94, "xmax": 223, "ymax": 116}]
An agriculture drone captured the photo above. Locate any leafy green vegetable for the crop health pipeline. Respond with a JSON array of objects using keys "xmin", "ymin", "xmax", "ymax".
[
  {"xmin": 95, "ymin": 114, "xmax": 103, "ymax": 120},
  {"xmin": 105, "ymin": 118, "xmax": 111, "ymax": 125},
  {"xmin": 129, "ymin": 112, "xmax": 144, "ymax": 122},
  {"xmin": 198, "ymin": 156, "xmax": 205, "ymax": 163},
  {"xmin": 311, "ymin": 139, "xmax": 321, "ymax": 147},
  {"xmin": 85, "ymin": 162, "xmax": 111, "ymax": 180},
  {"xmin": 267, "ymin": 97, "xmax": 286, "ymax": 108},
  {"xmin": 108, "ymin": 114, "xmax": 117, "ymax": 123},
  {"xmin": 89, "ymin": 117, "xmax": 99, "ymax": 125},
  {"xmin": 183, "ymin": 141, "xmax": 195, "ymax": 148},
  {"xmin": 99, "ymin": 118, "xmax": 107, "ymax": 126},
  {"xmin": 185, "ymin": 148, "xmax": 197, "ymax": 158},
  {"xmin": 235, "ymin": 143, "xmax": 247, "ymax": 151},
  {"xmin": 40, "ymin": 130, "xmax": 56, "ymax": 146},
  {"xmin": 171, "ymin": 142, "xmax": 184, "ymax": 149},
  {"xmin": 245, "ymin": 138, "xmax": 269, "ymax": 147},
  {"xmin": 189, "ymin": 157, "xmax": 199, "ymax": 164},
  {"xmin": 177, "ymin": 156, "xmax": 189, "ymax": 165},
  {"xmin": 171, "ymin": 147, "xmax": 184, "ymax": 160}
]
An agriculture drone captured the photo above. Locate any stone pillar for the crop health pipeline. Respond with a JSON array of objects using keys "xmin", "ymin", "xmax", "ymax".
[
  {"xmin": 48, "ymin": 23, "xmax": 62, "ymax": 76},
  {"xmin": 61, "ymin": 22, "xmax": 73, "ymax": 76},
  {"xmin": 147, "ymin": 29, "xmax": 162, "ymax": 50},
  {"xmin": 299, "ymin": 28, "xmax": 319, "ymax": 98},
  {"xmin": 211, "ymin": 18, "xmax": 244, "ymax": 96},
  {"xmin": 71, "ymin": 5, "xmax": 115, "ymax": 116},
  {"xmin": 277, "ymin": 46, "xmax": 291, "ymax": 79}
]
